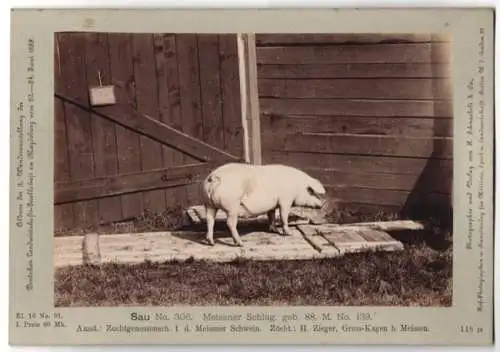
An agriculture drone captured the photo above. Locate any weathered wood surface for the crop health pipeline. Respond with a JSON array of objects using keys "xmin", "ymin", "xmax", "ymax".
[
  {"xmin": 264, "ymin": 151, "xmax": 452, "ymax": 176},
  {"xmin": 199, "ymin": 35, "xmax": 225, "ymax": 150},
  {"xmin": 85, "ymin": 33, "xmax": 123, "ymax": 224},
  {"xmin": 239, "ymin": 33, "xmax": 262, "ymax": 164},
  {"xmin": 53, "ymin": 97, "xmax": 74, "ymax": 231},
  {"xmin": 53, "ymin": 236, "xmax": 84, "ymax": 268},
  {"xmin": 258, "ymin": 63, "xmax": 451, "ymax": 79},
  {"xmin": 260, "ymin": 98, "xmax": 453, "ymax": 117},
  {"xmin": 55, "ymin": 95, "xmax": 240, "ymax": 163},
  {"xmin": 153, "ymin": 34, "xmax": 189, "ymax": 210},
  {"xmin": 57, "ymin": 33, "xmax": 99, "ymax": 229},
  {"xmin": 257, "ymin": 34, "xmax": 453, "ymax": 215},
  {"xmin": 53, "ymin": 221, "xmax": 407, "ymax": 268},
  {"xmin": 261, "ymin": 114, "xmax": 452, "ymax": 137},
  {"xmin": 318, "ymin": 227, "xmax": 404, "ymax": 254},
  {"xmin": 177, "ymin": 34, "xmax": 205, "ymax": 205},
  {"xmin": 322, "ymin": 220, "xmax": 425, "ymax": 232},
  {"xmin": 82, "ymin": 233, "xmax": 101, "ymax": 265},
  {"xmin": 255, "ymin": 34, "xmax": 450, "ymax": 45},
  {"xmin": 133, "ymin": 33, "xmax": 167, "ymax": 214},
  {"xmin": 325, "ymin": 186, "xmax": 449, "ymax": 207},
  {"xmin": 296, "ymin": 225, "xmax": 341, "ymax": 257},
  {"xmin": 54, "ymin": 33, "xmax": 244, "ymax": 231},
  {"xmin": 303, "ymin": 167, "xmax": 451, "ymax": 194},
  {"xmin": 257, "ymin": 44, "xmax": 451, "ymax": 64},
  {"xmin": 268, "ymin": 133, "xmax": 452, "ymax": 159},
  {"xmin": 259, "ymin": 78, "xmax": 452, "ymax": 100},
  {"xmin": 55, "ymin": 163, "xmax": 218, "ymax": 204},
  {"xmin": 108, "ymin": 33, "xmax": 145, "ymax": 220},
  {"xmin": 219, "ymin": 34, "xmax": 245, "ymax": 159}
]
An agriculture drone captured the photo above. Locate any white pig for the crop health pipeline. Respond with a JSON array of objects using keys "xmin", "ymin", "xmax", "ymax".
[{"xmin": 201, "ymin": 162, "xmax": 327, "ymax": 247}]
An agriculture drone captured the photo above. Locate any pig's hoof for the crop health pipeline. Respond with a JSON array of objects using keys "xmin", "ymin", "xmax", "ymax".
[
  {"xmin": 205, "ymin": 238, "xmax": 215, "ymax": 246},
  {"xmin": 269, "ymin": 225, "xmax": 279, "ymax": 234},
  {"xmin": 234, "ymin": 241, "xmax": 244, "ymax": 247}
]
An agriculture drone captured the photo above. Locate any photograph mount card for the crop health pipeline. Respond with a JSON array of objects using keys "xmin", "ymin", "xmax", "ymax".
[{"xmin": 9, "ymin": 8, "xmax": 495, "ymax": 346}]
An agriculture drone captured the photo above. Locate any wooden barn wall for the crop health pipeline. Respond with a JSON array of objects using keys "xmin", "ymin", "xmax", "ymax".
[
  {"xmin": 256, "ymin": 34, "xmax": 453, "ymax": 218},
  {"xmin": 54, "ymin": 32, "xmax": 243, "ymax": 232}
]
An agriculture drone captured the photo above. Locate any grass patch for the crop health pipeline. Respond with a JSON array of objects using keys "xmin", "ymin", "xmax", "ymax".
[{"xmin": 55, "ymin": 242, "xmax": 452, "ymax": 307}]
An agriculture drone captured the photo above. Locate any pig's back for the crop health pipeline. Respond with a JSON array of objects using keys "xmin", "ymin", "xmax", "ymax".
[
  {"xmin": 202, "ymin": 163, "xmax": 254, "ymax": 208},
  {"xmin": 257, "ymin": 164, "xmax": 311, "ymax": 189}
]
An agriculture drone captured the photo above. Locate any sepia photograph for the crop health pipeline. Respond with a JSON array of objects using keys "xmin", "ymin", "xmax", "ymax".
[{"xmin": 52, "ymin": 31, "xmax": 454, "ymax": 308}]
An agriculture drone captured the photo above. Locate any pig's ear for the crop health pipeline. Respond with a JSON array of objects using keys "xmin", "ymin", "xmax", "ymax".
[
  {"xmin": 307, "ymin": 186, "xmax": 315, "ymax": 195},
  {"xmin": 307, "ymin": 186, "xmax": 322, "ymax": 196},
  {"xmin": 308, "ymin": 179, "xmax": 326, "ymax": 195}
]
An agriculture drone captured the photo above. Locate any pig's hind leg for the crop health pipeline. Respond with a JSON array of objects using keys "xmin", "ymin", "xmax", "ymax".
[
  {"xmin": 205, "ymin": 205, "xmax": 217, "ymax": 246},
  {"xmin": 278, "ymin": 201, "xmax": 293, "ymax": 236},
  {"xmin": 226, "ymin": 211, "xmax": 244, "ymax": 247}
]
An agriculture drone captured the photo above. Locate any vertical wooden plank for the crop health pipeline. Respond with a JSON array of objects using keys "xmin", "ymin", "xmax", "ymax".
[
  {"xmin": 177, "ymin": 34, "xmax": 203, "ymax": 140},
  {"xmin": 58, "ymin": 33, "xmax": 98, "ymax": 229},
  {"xmin": 108, "ymin": 33, "xmax": 145, "ymax": 219},
  {"xmin": 53, "ymin": 32, "xmax": 74, "ymax": 232},
  {"xmin": 177, "ymin": 34, "xmax": 203, "ymax": 205},
  {"xmin": 153, "ymin": 33, "xmax": 189, "ymax": 209},
  {"xmin": 243, "ymin": 34, "xmax": 261, "ymax": 164},
  {"xmin": 399, "ymin": 36, "xmax": 447, "ymax": 220},
  {"xmin": 85, "ymin": 32, "xmax": 123, "ymax": 224},
  {"xmin": 237, "ymin": 34, "xmax": 261, "ymax": 163},
  {"xmin": 431, "ymin": 35, "xmax": 453, "ymax": 147},
  {"xmin": 132, "ymin": 33, "xmax": 167, "ymax": 214},
  {"xmin": 198, "ymin": 34, "xmax": 224, "ymax": 149},
  {"xmin": 53, "ymin": 96, "xmax": 74, "ymax": 232},
  {"xmin": 220, "ymin": 34, "xmax": 245, "ymax": 159},
  {"xmin": 407, "ymin": 35, "xmax": 452, "ymax": 221}
]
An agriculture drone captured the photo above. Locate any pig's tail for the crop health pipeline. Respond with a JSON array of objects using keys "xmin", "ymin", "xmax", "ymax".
[{"xmin": 206, "ymin": 174, "xmax": 221, "ymax": 199}]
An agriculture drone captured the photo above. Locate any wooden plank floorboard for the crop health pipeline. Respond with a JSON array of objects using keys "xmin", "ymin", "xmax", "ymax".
[{"xmin": 53, "ymin": 221, "xmax": 406, "ymax": 267}]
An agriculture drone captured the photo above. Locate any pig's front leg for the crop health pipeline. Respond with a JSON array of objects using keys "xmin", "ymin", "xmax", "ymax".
[
  {"xmin": 205, "ymin": 205, "xmax": 216, "ymax": 246},
  {"xmin": 279, "ymin": 201, "xmax": 293, "ymax": 236},
  {"xmin": 226, "ymin": 211, "xmax": 244, "ymax": 247},
  {"xmin": 267, "ymin": 208, "xmax": 279, "ymax": 233}
]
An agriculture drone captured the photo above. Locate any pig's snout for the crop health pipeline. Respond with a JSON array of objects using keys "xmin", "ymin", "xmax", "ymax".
[
  {"xmin": 314, "ymin": 195, "xmax": 327, "ymax": 209},
  {"xmin": 304, "ymin": 183, "xmax": 327, "ymax": 209},
  {"xmin": 317, "ymin": 194, "xmax": 327, "ymax": 207}
]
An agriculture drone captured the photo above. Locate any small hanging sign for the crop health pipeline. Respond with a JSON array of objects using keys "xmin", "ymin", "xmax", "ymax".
[{"xmin": 89, "ymin": 71, "xmax": 116, "ymax": 106}]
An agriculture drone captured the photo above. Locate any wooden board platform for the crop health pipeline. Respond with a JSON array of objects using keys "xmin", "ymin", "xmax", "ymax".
[{"xmin": 53, "ymin": 221, "xmax": 417, "ymax": 268}]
